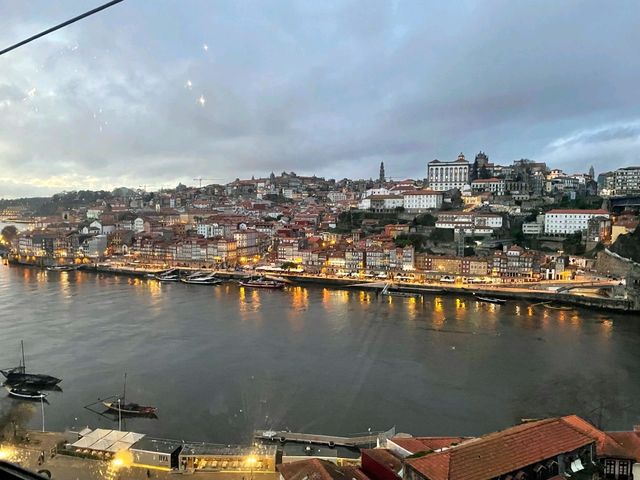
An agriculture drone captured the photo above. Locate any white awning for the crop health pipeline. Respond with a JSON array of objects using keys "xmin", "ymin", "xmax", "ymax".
[{"xmin": 70, "ymin": 428, "xmax": 146, "ymax": 453}]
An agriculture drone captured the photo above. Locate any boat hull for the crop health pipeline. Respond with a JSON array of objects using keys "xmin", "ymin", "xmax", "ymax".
[
  {"xmin": 5, "ymin": 386, "xmax": 47, "ymax": 400},
  {"xmin": 3, "ymin": 372, "xmax": 61, "ymax": 387},
  {"xmin": 239, "ymin": 280, "xmax": 285, "ymax": 289},
  {"xmin": 103, "ymin": 401, "xmax": 158, "ymax": 415}
]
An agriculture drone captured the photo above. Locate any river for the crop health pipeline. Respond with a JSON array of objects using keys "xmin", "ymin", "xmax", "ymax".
[{"xmin": 0, "ymin": 263, "xmax": 639, "ymax": 443}]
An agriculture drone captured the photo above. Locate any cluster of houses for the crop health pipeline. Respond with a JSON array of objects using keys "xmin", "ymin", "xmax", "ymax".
[{"xmin": 4, "ymin": 156, "xmax": 639, "ymax": 281}]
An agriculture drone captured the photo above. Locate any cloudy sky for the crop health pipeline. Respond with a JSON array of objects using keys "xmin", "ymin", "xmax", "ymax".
[{"xmin": 0, "ymin": 0, "xmax": 639, "ymax": 198}]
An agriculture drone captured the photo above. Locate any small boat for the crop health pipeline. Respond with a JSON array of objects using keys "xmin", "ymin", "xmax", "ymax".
[
  {"xmin": 102, "ymin": 401, "xmax": 158, "ymax": 415},
  {"xmin": 474, "ymin": 294, "xmax": 506, "ymax": 305},
  {"xmin": 1, "ymin": 341, "xmax": 62, "ymax": 387},
  {"xmin": 5, "ymin": 385, "xmax": 48, "ymax": 400},
  {"xmin": 544, "ymin": 304, "xmax": 574, "ymax": 311},
  {"xmin": 46, "ymin": 265, "xmax": 78, "ymax": 272},
  {"xmin": 102, "ymin": 373, "xmax": 158, "ymax": 416},
  {"xmin": 153, "ymin": 268, "xmax": 180, "ymax": 282},
  {"xmin": 239, "ymin": 277, "xmax": 285, "ymax": 289},
  {"xmin": 181, "ymin": 272, "xmax": 222, "ymax": 285},
  {"xmin": 381, "ymin": 283, "xmax": 422, "ymax": 298}
]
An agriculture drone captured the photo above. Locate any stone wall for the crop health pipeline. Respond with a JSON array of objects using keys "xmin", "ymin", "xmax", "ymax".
[{"xmin": 594, "ymin": 250, "xmax": 640, "ymax": 278}]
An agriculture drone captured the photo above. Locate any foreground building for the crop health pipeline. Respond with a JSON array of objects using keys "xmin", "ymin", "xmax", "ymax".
[{"xmin": 401, "ymin": 416, "xmax": 640, "ymax": 480}]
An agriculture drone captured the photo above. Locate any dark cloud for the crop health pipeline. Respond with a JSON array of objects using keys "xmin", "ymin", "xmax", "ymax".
[{"xmin": 0, "ymin": 0, "xmax": 639, "ymax": 197}]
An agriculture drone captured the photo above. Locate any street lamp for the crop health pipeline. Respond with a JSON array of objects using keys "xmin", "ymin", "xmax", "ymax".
[
  {"xmin": 247, "ymin": 455, "xmax": 257, "ymax": 480},
  {"xmin": 117, "ymin": 398, "xmax": 122, "ymax": 431}
]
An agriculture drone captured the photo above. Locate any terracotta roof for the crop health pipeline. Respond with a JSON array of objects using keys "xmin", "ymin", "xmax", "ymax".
[
  {"xmin": 471, "ymin": 178, "xmax": 502, "ymax": 183},
  {"xmin": 361, "ymin": 449, "xmax": 403, "ymax": 473},
  {"xmin": 278, "ymin": 459, "xmax": 370, "ymax": 480},
  {"xmin": 546, "ymin": 209, "xmax": 609, "ymax": 215},
  {"xmin": 391, "ymin": 437, "xmax": 470, "ymax": 455},
  {"xmin": 404, "ymin": 190, "xmax": 442, "ymax": 196},
  {"xmin": 406, "ymin": 418, "xmax": 594, "ymax": 480},
  {"xmin": 561, "ymin": 415, "xmax": 639, "ymax": 460}
]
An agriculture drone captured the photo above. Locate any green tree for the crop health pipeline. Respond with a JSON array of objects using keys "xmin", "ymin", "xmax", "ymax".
[
  {"xmin": 562, "ymin": 232, "xmax": 585, "ymax": 255},
  {"xmin": 414, "ymin": 213, "xmax": 437, "ymax": 226}
]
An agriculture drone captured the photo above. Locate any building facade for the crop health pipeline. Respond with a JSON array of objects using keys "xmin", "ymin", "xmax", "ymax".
[
  {"xmin": 544, "ymin": 209, "xmax": 610, "ymax": 236},
  {"xmin": 426, "ymin": 153, "xmax": 470, "ymax": 191}
]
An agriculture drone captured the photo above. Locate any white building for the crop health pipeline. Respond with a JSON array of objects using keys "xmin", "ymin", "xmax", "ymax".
[
  {"xmin": 81, "ymin": 235, "xmax": 108, "ymax": 258},
  {"xmin": 427, "ymin": 153, "xmax": 470, "ymax": 191},
  {"xmin": 522, "ymin": 222, "xmax": 544, "ymax": 236},
  {"xmin": 368, "ymin": 195, "xmax": 404, "ymax": 212},
  {"xmin": 471, "ymin": 178, "xmax": 506, "ymax": 196},
  {"xmin": 544, "ymin": 209, "xmax": 610, "ymax": 236},
  {"xmin": 133, "ymin": 217, "xmax": 146, "ymax": 233},
  {"xmin": 436, "ymin": 212, "xmax": 503, "ymax": 233},
  {"xmin": 327, "ymin": 191, "xmax": 347, "ymax": 203},
  {"xmin": 364, "ymin": 187, "xmax": 390, "ymax": 198},
  {"xmin": 402, "ymin": 190, "xmax": 443, "ymax": 212}
]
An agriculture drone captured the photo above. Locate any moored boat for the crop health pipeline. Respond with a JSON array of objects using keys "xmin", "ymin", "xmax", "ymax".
[
  {"xmin": 239, "ymin": 277, "xmax": 285, "ymax": 289},
  {"xmin": 181, "ymin": 272, "xmax": 222, "ymax": 285},
  {"xmin": 153, "ymin": 268, "xmax": 181, "ymax": 282},
  {"xmin": 5, "ymin": 385, "xmax": 48, "ymax": 400},
  {"xmin": 102, "ymin": 373, "xmax": 158, "ymax": 417},
  {"xmin": 544, "ymin": 303, "xmax": 574, "ymax": 311},
  {"xmin": 1, "ymin": 341, "xmax": 62, "ymax": 387},
  {"xmin": 473, "ymin": 294, "xmax": 507, "ymax": 305},
  {"xmin": 102, "ymin": 401, "xmax": 158, "ymax": 415},
  {"xmin": 46, "ymin": 265, "xmax": 78, "ymax": 272}
]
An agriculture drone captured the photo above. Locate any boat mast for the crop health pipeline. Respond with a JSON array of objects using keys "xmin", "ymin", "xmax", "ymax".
[
  {"xmin": 21, "ymin": 340, "xmax": 26, "ymax": 372},
  {"xmin": 123, "ymin": 372, "xmax": 127, "ymax": 404}
]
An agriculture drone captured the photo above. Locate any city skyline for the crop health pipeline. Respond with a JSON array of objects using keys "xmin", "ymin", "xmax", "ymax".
[{"xmin": 1, "ymin": 1, "xmax": 639, "ymax": 198}]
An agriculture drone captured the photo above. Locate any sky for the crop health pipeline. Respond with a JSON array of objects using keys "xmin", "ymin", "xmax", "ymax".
[{"xmin": 0, "ymin": 0, "xmax": 639, "ymax": 198}]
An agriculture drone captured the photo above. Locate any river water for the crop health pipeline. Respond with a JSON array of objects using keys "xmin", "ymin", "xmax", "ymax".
[{"xmin": 0, "ymin": 263, "xmax": 639, "ymax": 444}]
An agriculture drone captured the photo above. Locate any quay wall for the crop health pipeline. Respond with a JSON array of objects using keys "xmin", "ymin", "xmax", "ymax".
[{"xmin": 7, "ymin": 259, "xmax": 639, "ymax": 313}]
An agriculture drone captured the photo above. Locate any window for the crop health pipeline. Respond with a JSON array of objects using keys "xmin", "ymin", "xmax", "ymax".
[{"xmin": 604, "ymin": 460, "xmax": 616, "ymax": 475}]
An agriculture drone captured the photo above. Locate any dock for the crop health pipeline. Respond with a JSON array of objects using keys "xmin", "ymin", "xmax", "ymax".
[{"xmin": 254, "ymin": 427, "xmax": 395, "ymax": 447}]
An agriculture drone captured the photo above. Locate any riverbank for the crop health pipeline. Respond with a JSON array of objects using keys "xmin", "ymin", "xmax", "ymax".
[{"xmin": 6, "ymin": 258, "xmax": 638, "ymax": 312}]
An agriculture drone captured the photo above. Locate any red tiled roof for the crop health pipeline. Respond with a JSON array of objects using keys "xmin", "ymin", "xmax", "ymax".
[
  {"xmin": 404, "ymin": 190, "xmax": 442, "ymax": 196},
  {"xmin": 391, "ymin": 437, "xmax": 470, "ymax": 455},
  {"xmin": 561, "ymin": 415, "xmax": 638, "ymax": 460},
  {"xmin": 278, "ymin": 459, "xmax": 370, "ymax": 480},
  {"xmin": 361, "ymin": 448, "xmax": 403, "ymax": 473},
  {"xmin": 406, "ymin": 418, "xmax": 594, "ymax": 480},
  {"xmin": 546, "ymin": 209, "xmax": 609, "ymax": 215},
  {"xmin": 471, "ymin": 178, "xmax": 502, "ymax": 183}
]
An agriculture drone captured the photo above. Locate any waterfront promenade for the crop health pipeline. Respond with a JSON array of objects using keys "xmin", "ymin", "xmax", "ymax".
[{"xmin": 73, "ymin": 260, "xmax": 636, "ymax": 312}]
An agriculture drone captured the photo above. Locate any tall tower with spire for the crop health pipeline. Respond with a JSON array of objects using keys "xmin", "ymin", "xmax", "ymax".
[
  {"xmin": 589, "ymin": 165, "xmax": 595, "ymax": 179},
  {"xmin": 379, "ymin": 162, "xmax": 385, "ymax": 185}
]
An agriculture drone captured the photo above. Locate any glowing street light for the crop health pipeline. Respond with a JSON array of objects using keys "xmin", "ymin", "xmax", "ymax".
[{"xmin": 247, "ymin": 455, "xmax": 257, "ymax": 480}]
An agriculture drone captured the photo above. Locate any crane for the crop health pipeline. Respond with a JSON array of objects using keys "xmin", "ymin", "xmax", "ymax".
[{"xmin": 193, "ymin": 177, "xmax": 223, "ymax": 188}]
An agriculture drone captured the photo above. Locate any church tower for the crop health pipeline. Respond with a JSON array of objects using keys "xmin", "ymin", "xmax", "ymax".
[{"xmin": 379, "ymin": 162, "xmax": 385, "ymax": 185}]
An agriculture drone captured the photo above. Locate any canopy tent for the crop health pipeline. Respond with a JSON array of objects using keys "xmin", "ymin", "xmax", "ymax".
[{"xmin": 71, "ymin": 428, "xmax": 145, "ymax": 453}]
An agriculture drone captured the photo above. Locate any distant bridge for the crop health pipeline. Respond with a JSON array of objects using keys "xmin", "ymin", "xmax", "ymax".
[{"xmin": 608, "ymin": 196, "xmax": 640, "ymax": 211}]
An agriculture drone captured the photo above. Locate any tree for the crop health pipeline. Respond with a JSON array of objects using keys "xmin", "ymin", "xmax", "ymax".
[
  {"xmin": 414, "ymin": 213, "xmax": 436, "ymax": 226},
  {"xmin": 479, "ymin": 165, "xmax": 491, "ymax": 179},
  {"xmin": 562, "ymin": 232, "xmax": 585, "ymax": 255},
  {"xmin": 1, "ymin": 225, "xmax": 18, "ymax": 245},
  {"xmin": 471, "ymin": 158, "xmax": 479, "ymax": 181}
]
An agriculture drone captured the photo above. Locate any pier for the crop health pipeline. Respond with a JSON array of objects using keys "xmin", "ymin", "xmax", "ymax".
[{"xmin": 254, "ymin": 428, "xmax": 394, "ymax": 447}]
